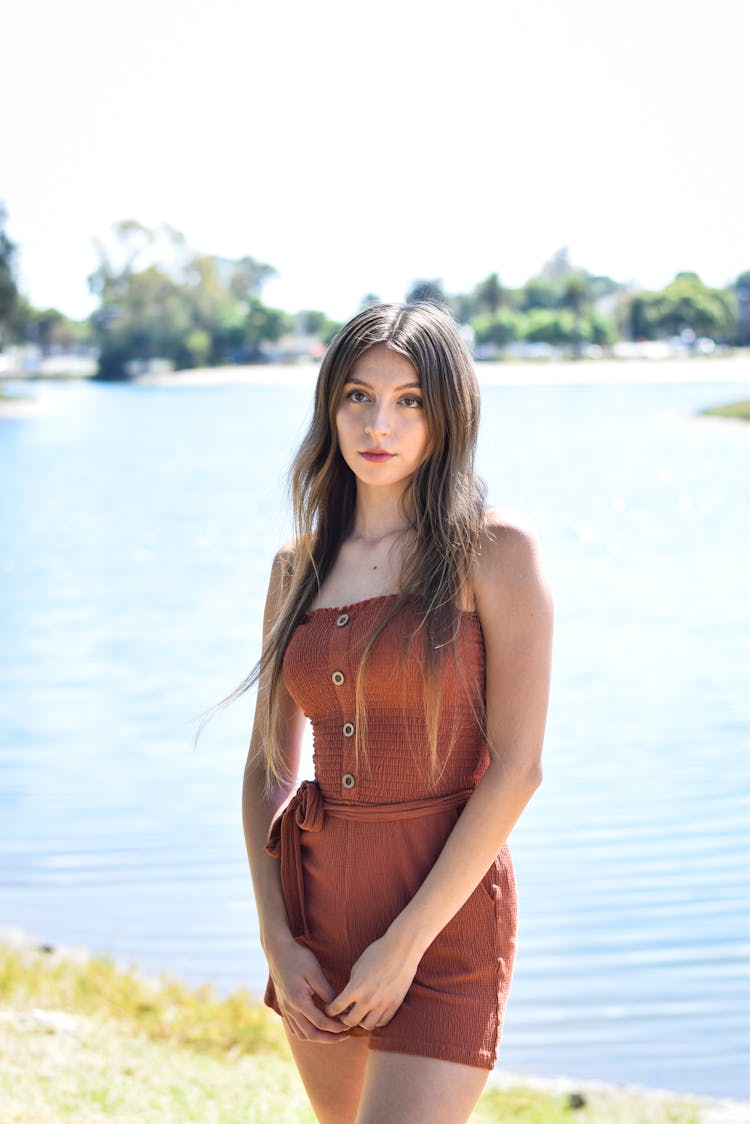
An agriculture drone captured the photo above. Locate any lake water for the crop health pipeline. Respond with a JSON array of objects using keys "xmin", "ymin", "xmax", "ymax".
[{"xmin": 1, "ymin": 363, "xmax": 748, "ymax": 1100}]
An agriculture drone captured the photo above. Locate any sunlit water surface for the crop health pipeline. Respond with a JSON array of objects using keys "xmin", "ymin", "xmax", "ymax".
[{"xmin": 1, "ymin": 364, "xmax": 748, "ymax": 1099}]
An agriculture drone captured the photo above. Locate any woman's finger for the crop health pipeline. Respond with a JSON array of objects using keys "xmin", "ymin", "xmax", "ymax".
[
  {"xmin": 356, "ymin": 1002, "xmax": 394, "ymax": 1031},
  {"xmin": 301, "ymin": 990, "xmax": 353, "ymax": 1034},
  {"xmin": 305, "ymin": 961, "xmax": 337, "ymax": 1007},
  {"xmin": 326, "ymin": 986, "xmax": 361, "ymax": 1020},
  {"xmin": 283, "ymin": 1012, "xmax": 305, "ymax": 1039},
  {"xmin": 337, "ymin": 1000, "xmax": 380, "ymax": 1029},
  {"xmin": 285, "ymin": 1007, "xmax": 351, "ymax": 1042},
  {"xmin": 374, "ymin": 1004, "xmax": 397, "ymax": 1028},
  {"xmin": 330, "ymin": 1000, "xmax": 363, "ymax": 1027}
]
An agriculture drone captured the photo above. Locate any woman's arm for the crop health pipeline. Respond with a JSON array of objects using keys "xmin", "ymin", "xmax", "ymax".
[
  {"xmin": 327, "ymin": 511, "xmax": 553, "ymax": 1030},
  {"xmin": 242, "ymin": 551, "xmax": 351, "ymax": 1041}
]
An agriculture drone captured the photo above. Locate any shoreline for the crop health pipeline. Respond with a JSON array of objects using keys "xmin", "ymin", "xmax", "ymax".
[
  {"xmin": 0, "ymin": 389, "xmax": 53, "ymax": 418},
  {"xmin": 134, "ymin": 354, "xmax": 750, "ymax": 389},
  {"xmin": 2, "ymin": 928, "xmax": 747, "ymax": 1121},
  {"xmin": 486, "ymin": 1069, "xmax": 749, "ymax": 1122},
  {"xmin": 1, "ymin": 356, "xmax": 748, "ymax": 419}
]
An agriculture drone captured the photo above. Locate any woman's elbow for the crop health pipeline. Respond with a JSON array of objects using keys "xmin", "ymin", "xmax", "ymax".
[
  {"xmin": 525, "ymin": 759, "xmax": 543, "ymax": 794},
  {"xmin": 504, "ymin": 750, "xmax": 543, "ymax": 794},
  {"xmin": 487, "ymin": 750, "xmax": 543, "ymax": 795}
]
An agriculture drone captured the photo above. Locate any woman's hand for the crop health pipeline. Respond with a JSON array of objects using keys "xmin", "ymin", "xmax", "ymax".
[
  {"xmin": 266, "ymin": 934, "xmax": 352, "ymax": 1043},
  {"xmin": 325, "ymin": 931, "xmax": 420, "ymax": 1031}
]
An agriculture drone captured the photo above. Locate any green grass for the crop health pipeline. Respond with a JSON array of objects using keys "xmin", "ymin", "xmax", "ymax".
[
  {"xmin": 0, "ymin": 942, "xmax": 710, "ymax": 1122},
  {"xmin": 0, "ymin": 942, "xmax": 286, "ymax": 1058},
  {"xmin": 700, "ymin": 399, "xmax": 750, "ymax": 421}
]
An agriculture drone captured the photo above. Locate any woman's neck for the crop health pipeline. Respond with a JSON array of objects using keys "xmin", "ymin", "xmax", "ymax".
[{"xmin": 349, "ymin": 484, "xmax": 411, "ymax": 543}]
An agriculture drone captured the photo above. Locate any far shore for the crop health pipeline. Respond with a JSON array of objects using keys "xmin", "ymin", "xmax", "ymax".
[
  {"xmin": 700, "ymin": 399, "xmax": 750, "ymax": 422},
  {"xmin": 2, "ymin": 355, "xmax": 748, "ymax": 421},
  {"xmin": 134, "ymin": 354, "xmax": 750, "ymax": 389}
]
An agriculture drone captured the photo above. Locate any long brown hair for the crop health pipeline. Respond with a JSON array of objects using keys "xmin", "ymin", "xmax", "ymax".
[{"xmin": 207, "ymin": 302, "xmax": 487, "ymax": 786}]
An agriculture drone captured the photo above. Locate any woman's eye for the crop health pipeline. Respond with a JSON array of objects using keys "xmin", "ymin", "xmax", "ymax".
[
  {"xmin": 400, "ymin": 395, "xmax": 423, "ymax": 409},
  {"xmin": 346, "ymin": 389, "xmax": 369, "ymax": 403}
]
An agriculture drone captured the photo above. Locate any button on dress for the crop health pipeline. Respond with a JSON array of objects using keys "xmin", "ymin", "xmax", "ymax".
[{"xmin": 264, "ymin": 594, "xmax": 517, "ymax": 1069}]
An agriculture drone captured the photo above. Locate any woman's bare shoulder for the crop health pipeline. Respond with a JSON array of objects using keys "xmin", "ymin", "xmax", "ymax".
[
  {"xmin": 479, "ymin": 506, "xmax": 543, "ymax": 569},
  {"xmin": 271, "ymin": 540, "xmax": 298, "ymax": 570},
  {"xmin": 264, "ymin": 541, "xmax": 300, "ymax": 613},
  {"xmin": 471, "ymin": 507, "xmax": 552, "ymax": 619}
]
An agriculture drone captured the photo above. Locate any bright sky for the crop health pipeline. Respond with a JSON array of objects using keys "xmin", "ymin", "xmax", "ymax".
[{"xmin": 4, "ymin": 0, "xmax": 748, "ymax": 321}]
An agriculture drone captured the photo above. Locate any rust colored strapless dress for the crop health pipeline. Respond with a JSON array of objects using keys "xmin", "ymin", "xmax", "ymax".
[{"xmin": 263, "ymin": 594, "xmax": 517, "ymax": 1069}]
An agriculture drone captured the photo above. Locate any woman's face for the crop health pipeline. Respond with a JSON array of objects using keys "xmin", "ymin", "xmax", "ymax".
[{"xmin": 335, "ymin": 343, "xmax": 429, "ymax": 494}]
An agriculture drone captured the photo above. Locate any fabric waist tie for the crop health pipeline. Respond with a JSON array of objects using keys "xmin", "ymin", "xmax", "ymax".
[{"xmin": 265, "ymin": 779, "xmax": 474, "ymax": 939}]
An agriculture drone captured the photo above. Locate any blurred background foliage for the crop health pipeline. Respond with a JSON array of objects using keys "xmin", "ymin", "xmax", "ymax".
[{"xmin": 1, "ymin": 204, "xmax": 749, "ymax": 379}]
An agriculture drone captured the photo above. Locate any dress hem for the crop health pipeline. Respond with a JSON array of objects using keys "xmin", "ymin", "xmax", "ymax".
[{"xmin": 367, "ymin": 1035, "xmax": 496, "ymax": 1071}]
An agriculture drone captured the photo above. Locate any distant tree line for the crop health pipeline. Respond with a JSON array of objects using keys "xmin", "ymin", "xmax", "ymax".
[
  {"xmin": 406, "ymin": 249, "xmax": 748, "ymax": 356},
  {"xmin": 1, "ymin": 205, "xmax": 749, "ymax": 377},
  {"xmin": 86, "ymin": 221, "xmax": 341, "ymax": 379}
]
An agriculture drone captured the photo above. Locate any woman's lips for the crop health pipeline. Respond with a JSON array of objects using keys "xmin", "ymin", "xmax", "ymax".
[{"xmin": 360, "ymin": 450, "xmax": 395, "ymax": 463}]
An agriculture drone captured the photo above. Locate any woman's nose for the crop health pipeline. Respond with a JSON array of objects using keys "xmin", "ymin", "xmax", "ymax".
[{"xmin": 364, "ymin": 405, "xmax": 389, "ymax": 436}]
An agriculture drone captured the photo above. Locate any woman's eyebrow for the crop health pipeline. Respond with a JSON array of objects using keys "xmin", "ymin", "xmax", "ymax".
[{"xmin": 344, "ymin": 379, "xmax": 422, "ymax": 391}]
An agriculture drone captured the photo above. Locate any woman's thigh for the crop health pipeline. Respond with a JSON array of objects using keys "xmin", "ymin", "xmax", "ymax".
[
  {"xmin": 284, "ymin": 1027, "xmax": 371, "ymax": 1124},
  {"xmin": 356, "ymin": 1051, "xmax": 490, "ymax": 1124}
]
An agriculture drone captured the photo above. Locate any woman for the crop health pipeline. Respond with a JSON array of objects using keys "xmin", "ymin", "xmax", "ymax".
[{"xmin": 241, "ymin": 302, "xmax": 553, "ymax": 1123}]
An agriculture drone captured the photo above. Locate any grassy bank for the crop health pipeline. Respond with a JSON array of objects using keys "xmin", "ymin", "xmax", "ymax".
[
  {"xmin": 700, "ymin": 399, "xmax": 750, "ymax": 421},
  {"xmin": 0, "ymin": 387, "xmax": 30, "ymax": 403},
  {"xmin": 0, "ymin": 939, "xmax": 736, "ymax": 1123},
  {"xmin": 0, "ymin": 386, "xmax": 47, "ymax": 418}
]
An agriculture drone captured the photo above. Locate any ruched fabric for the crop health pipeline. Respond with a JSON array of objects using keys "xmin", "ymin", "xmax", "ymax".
[{"xmin": 263, "ymin": 595, "xmax": 517, "ymax": 1070}]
